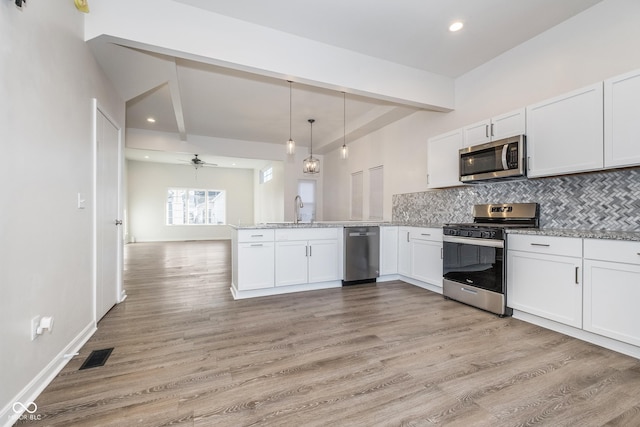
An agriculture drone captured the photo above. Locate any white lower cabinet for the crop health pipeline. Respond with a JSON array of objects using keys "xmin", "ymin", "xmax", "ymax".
[
  {"xmin": 398, "ymin": 227, "xmax": 412, "ymax": 276},
  {"xmin": 234, "ymin": 230, "xmax": 276, "ymax": 291},
  {"xmin": 507, "ymin": 235, "xmax": 583, "ymax": 328},
  {"xmin": 380, "ymin": 226, "xmax": 399, "ymax": 275},
  {"xmin": 398, "ymin": 226, "xmax": 443, "ymax": 288},
  {"xmin": 411, "ymin": 238, "xmax": 443, "ymax": 286},
  {"xmin": 275, "ymin": 228, "xmax": 340, "ymax": 287},
  {"xmin": 583, "ymin": 238, "xmax": 640, "ymax": 347},
  {"xmin": 274, "ymin": 240, "xmax": 308, "ymax": 286}
]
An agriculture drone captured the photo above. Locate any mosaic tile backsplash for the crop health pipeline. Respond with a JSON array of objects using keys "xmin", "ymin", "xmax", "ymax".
[{"xmin": 392, "ymin": 168, "xmax": 640, "ymax": 231}]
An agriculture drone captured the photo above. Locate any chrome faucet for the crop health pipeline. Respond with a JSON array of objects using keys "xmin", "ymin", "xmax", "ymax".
[{"xmin": 294, "ymin": 195, "xmax": 304, "ymax": 224}]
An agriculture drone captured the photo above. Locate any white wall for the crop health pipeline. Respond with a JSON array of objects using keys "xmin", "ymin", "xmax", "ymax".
[
  {"xmin": 127, "ymin": 160, "xmax": 254, "ymax": 241},
  {"xmin": 254, "ymin": 161, "xmax": 285, "ymax": 224},
  {"xmin": 0, "ymin": 1, "xmax": 124, "ymax": 421},
  {"xmin": 323, "ymin": 0, "xmax": 640, "ymax": 220}
]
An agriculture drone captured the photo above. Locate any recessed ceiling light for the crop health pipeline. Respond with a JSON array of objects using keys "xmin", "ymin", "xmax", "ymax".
[
  {"xmin": 146, "ymin": 117, "xmax": 156, "ymax": 123},
  {"xmin": 449, "ymin": 21, "xmax": 464, "ymax": 32},
  {"xmin": 144, "ymin": 155, "xmax": 149, "ymax": 159}
]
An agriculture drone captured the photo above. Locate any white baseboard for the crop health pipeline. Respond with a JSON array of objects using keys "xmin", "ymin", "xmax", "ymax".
[
  {"xmin": 513, "ymin": 310, "xmax": 640, "ymax": 360},
  {"xmin": 1, "ymin": 321, "xmax": 97, "ymax": 427}
]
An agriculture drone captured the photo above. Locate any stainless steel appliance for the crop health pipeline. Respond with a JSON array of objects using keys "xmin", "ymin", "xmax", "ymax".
[
  {"xmin": 459, "ymin": 135, "xmax": 526, "ymax": 183},
  {"xmin": 343, "ymin": 226, "xmax": 380, "ymax": 285},
  {"xmin": 442, "ymin": 203, "xmax": 539, "ymax": 316}
]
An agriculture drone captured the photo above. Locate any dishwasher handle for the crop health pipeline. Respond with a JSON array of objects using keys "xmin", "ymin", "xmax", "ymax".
[{"xmin": 348, "ymin": 231, "xmax": 378, "ymax": 237}]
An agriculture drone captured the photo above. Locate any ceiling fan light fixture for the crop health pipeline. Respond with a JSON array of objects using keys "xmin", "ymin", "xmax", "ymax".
[
  {"xmin": 286, "ymin": 81, "xmax": 295, "ymax": 155},
  {"xmin": 303, "ymin": 119, "xmax": 320, "ymax": 174}
]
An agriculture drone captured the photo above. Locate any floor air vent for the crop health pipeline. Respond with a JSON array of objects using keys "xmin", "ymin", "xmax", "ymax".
[{"xmin": 79, "ymin": 348, "xmax": 114, "ymax": 370}]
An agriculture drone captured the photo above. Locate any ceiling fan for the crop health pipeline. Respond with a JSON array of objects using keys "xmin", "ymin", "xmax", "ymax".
[{"xmin": 180, "ymin": 154, "xmax": 217, "ymax": 169}]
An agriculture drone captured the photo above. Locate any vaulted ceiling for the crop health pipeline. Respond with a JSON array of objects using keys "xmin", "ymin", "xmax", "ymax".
[{"xmin": 88, "ymin": 0, "xmax": 603, "ymax": 166}]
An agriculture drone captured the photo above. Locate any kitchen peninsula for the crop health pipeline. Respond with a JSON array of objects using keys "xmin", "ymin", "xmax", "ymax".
[{"xmin": 230, "ymin": 222, "xmax": 444, "ymax": 299}]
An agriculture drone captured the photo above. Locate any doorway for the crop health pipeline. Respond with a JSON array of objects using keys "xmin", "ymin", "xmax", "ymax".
[{"xmin": 94, "ymin": 99, "xmax": 124, "ymax": 322}]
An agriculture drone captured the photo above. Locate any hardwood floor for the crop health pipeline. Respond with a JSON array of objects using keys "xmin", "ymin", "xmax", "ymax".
[{"xmin": 31, "ymin": 240, "xmax": 640, "ymax": 426}]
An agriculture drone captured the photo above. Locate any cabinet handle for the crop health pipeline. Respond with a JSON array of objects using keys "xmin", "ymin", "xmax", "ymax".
[
  {"xmin": 309, "ymin": 245, "xmax": 312, "ymax": 257},
  {"xmin": 250, "ymin": 243, "xmax": 263, "ymax": 247},
  {"xmin": 441, "ymin": 247, "xmax": 443, "ymax": 259},
  {"xmin": 485, "ymin": 124, "xmax": 489, "ymax": 138},
  {"xmin": 490, "ymin": 123, "xmax": 494, "ymax": 137},
  {"xmin": 407, "ymin": 232, "xmax": 410, "ymax": 242},
  {"xmin": 575, "ymin": 266, "xmax": 580, "ymax": 284},
  {"xmin": 527, "ymin": 156, "xmax": 531, "ymax": 171},
  {"xmin": 250, "ymin": 234, "xmax": 263, "ymax": 237},
  {"xmin": 421, "ymin": 233, "xmax": 431, "ymax": 236},
  {"xmin": 426, "ymin": 174, "xmax": 429, "ymax": 185},
  {"xmin": 530, "ymin": 243, "xmax": 550, "ymax": 247}
]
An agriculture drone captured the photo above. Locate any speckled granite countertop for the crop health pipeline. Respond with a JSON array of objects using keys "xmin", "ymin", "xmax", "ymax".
[
  {"xmin": 231, "ymin": 221, "xmax": 445, "ymax": 230},
  {"xmin": 231, "ymin": 221, "xmax": 395, "ymax": 229},
  {"xmin": 507, "ymin": 228, "xmax": 640, "ymax": 242}
]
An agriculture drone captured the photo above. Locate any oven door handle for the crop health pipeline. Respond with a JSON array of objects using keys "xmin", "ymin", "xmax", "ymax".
[{"xmin": 443, "ymin": 235, "xmax": 504, "ymax": 248}]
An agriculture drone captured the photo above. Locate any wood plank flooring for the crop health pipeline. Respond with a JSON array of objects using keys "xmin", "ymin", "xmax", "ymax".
[{"xmin": 31, "ymin": 240, "xmax": 640, "ymax": 426}]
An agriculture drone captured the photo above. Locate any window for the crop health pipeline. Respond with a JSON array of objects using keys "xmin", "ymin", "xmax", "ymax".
[
  {"xmin": 350, "ymin": 171, "xmax": 363, "ymax": 220},
  {"xmin": 260, "ymin": 166, "xmax": 273, "ymax": 184},
  {"xmin": 297, "ymin": 179, "xmax": 316, "ymax": 222},
  {"xmin": 369, "ymin": 165, "xmax": 384, "ymax": 220},
  {"xmin": 167, "ymin": 188, "xmax": 226, "ymax": 225}
]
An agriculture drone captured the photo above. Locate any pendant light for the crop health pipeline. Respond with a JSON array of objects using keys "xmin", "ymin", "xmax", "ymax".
[
  {"xmin": 303, "ymin": 119, "xmax": 320, "ymax": 174},
  {"xmin": 341, "ymin": 92, "xmax": 348, "ymax": 160},
  {"xmin": 286, "ymin": 81, "xmax": 295, "ymax": 155}
]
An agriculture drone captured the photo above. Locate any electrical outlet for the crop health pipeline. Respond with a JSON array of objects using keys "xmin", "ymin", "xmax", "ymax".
[{"xmin": 31, "ymin": 316, "xmax": 41, "ymax": 341}]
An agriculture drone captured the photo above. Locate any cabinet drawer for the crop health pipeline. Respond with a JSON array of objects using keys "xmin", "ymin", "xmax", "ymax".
[
  {"xmin": 237, "ymin": 229, "xmax": 275, "ymax": 243},
  {"xmin": 275, "ymin": 227, "xmax": 339, "ymax": 241},
  {"xmin": 584, "ymin": 238, "xmax": 640, "ymax": 265},
  {"xmin": 508, "ymin": 234, "xmax": 582, "ymax": 257},
  {"xmin": 409, "ymin": 227, "xmax": 443, "ymax": 242}
]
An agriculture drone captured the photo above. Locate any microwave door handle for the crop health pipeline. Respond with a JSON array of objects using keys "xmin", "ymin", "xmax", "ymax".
[{"xmin": 501, "ymin": 144, "xmax": 509, "ymax": 170}]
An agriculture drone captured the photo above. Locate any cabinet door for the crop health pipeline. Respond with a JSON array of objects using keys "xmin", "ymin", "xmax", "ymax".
[
  {"xmin": 463, "ymin": 120, "xmax": 491, "ymax": 147},
  {"xmin": 398, "ymin": 228, "xmax": 412, "ymax": 276},
  {"xmin": 275, "ymin": 241, "xmax": 308, "ymax": 286},
  {"xmin": 604, "ymin": 69, "xmax": 640, "ymax": 168},
  {"xmin": 237, "ymin": 243, "xmax": 274, "ymax": 290},
  {"xmin": 584, "ymin": 259, "xmax": 640, "ymax": 346},
  {"xmin": 507, "ymin": 250, "xmax": 582, "ymax": 328},
  {"xmin": 427, "ymin": 129, "xmax": 464, "ymax": 189},
  {"xmin": 308, "ymin": 239, "xmax": 339, "ymax": 284},
  {"xmin": 380, "ymin": 226, "xmax": 398, "ymax": 275},
  {"xmin": 526, "ymin": 83, "xmax": 603, "ymax": 178},
  {"xmin": 491, "ymin": 108, "xmax": 526, "ymax": 141},
  {"xmin": 411, "ymin": 239, "xmax": 443, "ymax": 287}
]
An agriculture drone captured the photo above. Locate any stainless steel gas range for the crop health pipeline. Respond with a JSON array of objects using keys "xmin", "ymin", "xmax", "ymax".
[{"xmin": 442, "ymin": 203, "xmax": 539, "ymax": 316}]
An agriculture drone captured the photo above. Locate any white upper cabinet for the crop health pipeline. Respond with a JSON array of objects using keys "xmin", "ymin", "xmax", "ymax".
[
  {"xmin": 463, "ymin": 108, "xmax": 526, "ymax": 147},
  {"xmin": 526, "ymin": 83, "xmax": 604, "ymax": 178},
  {"xmin": 604, "ymin": 68, "xmax": 640, "ymax": 168},
  {"xmin": 427, "ymin": 128, "xmax": 464, "ymax": 189}
]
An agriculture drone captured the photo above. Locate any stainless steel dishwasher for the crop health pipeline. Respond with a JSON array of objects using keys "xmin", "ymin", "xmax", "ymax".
[{"xmin": 343, "ymin": 226, "xmax": 380, "ymax": 285}]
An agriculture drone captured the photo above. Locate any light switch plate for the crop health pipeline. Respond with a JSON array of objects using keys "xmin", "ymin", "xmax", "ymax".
[{"xmin": 31, "ymin": 316, "xmax": 41, "ymax": 341}]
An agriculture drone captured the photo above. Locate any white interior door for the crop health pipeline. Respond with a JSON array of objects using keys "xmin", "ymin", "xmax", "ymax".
[{"xmin": 96, "ymin": 103, "xmax": 123, "ymax": 322}]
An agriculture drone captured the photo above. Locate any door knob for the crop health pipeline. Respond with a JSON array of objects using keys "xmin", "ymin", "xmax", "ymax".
[{"xmin": 114, "ymin": 220, "xmax": 123, "ymax": 226}]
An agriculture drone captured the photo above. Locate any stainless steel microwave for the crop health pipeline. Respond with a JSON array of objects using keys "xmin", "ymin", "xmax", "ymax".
[{"xmin": 459, "ymin": 135, "xmax": 526, "ymax": 183}]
